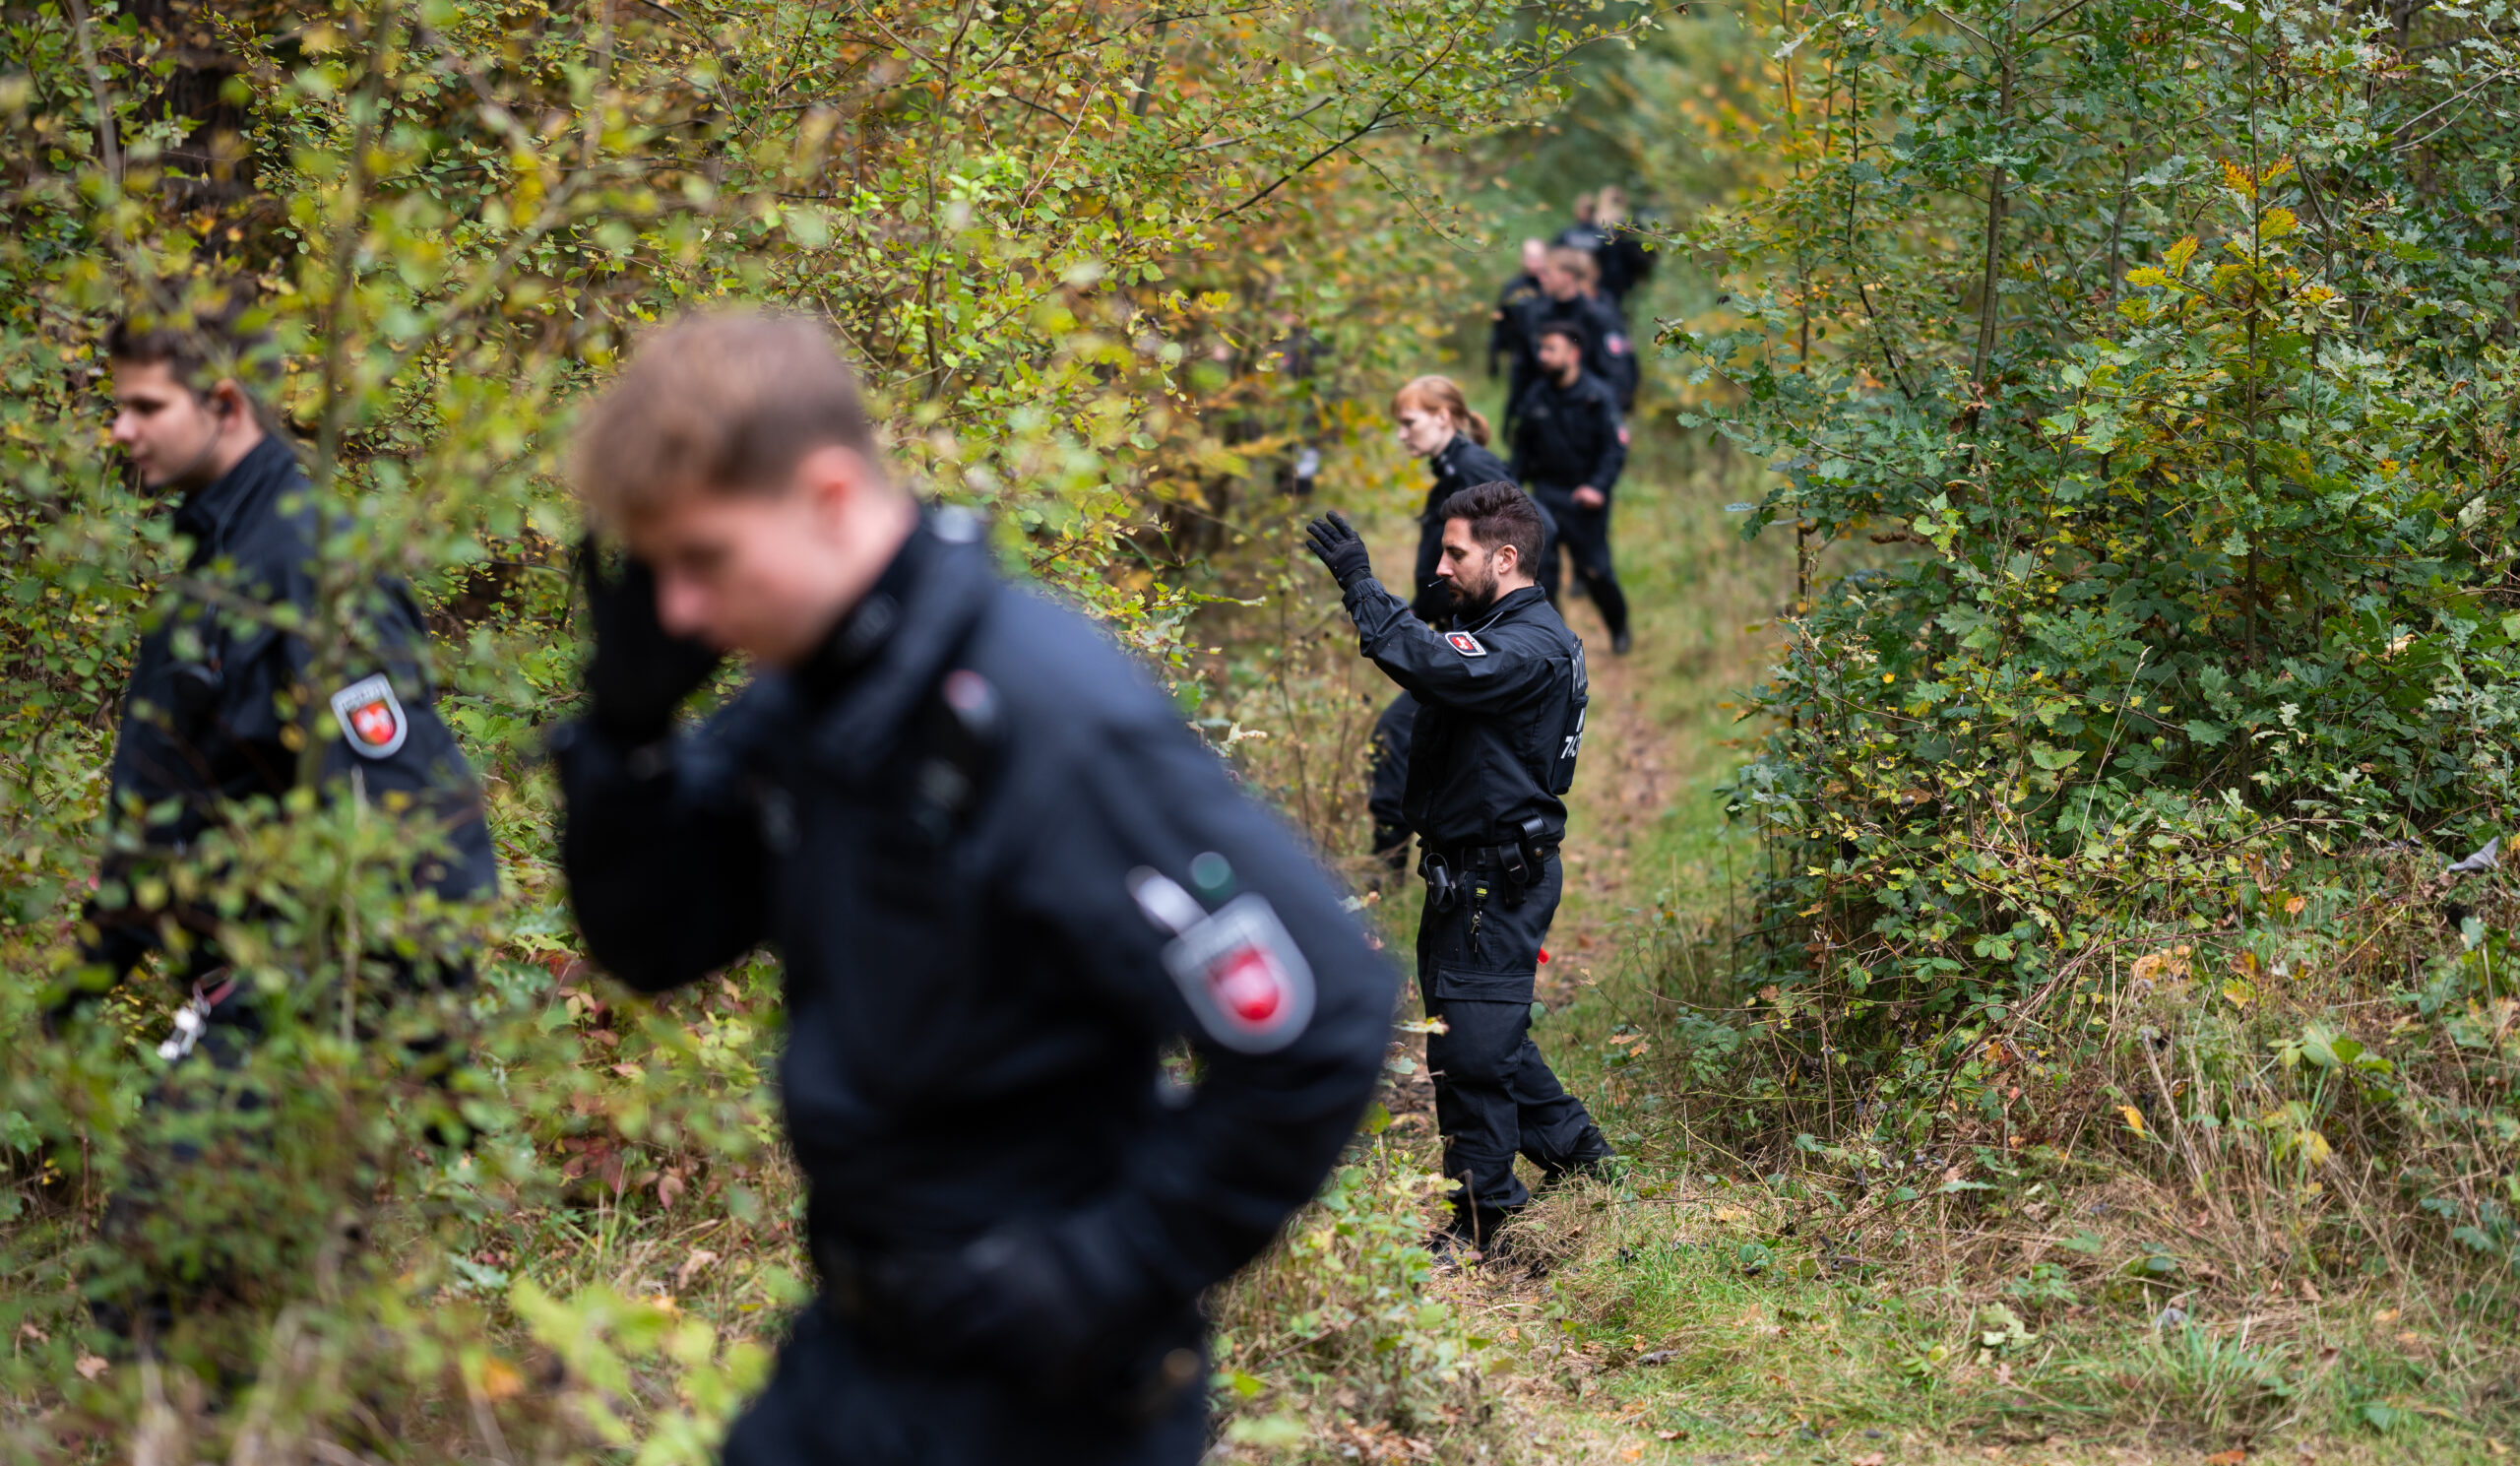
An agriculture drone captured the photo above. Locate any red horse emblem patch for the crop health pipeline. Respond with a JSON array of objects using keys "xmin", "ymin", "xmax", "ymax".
[
  {"xmin": 1446, "ymin": 631, "xmax": 1487, "ymax": 658},
  {"xmin": 329, "ymin": 674, "xmax": 410, "ymax": 759}
]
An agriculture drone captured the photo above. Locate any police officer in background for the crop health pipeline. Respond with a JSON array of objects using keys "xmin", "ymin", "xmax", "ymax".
[
  {"xmin": 1304, "ymin": 484, "xmax": 1611, "ymax": 1256},
  {"xmin": 1392, "ymin": 374, "xmax": 1554, "ymax": 625},
  {"xmin": 46, "ymin": 297, "xmax": 497, "ymax": 1341},
  {"xmin": 553, "ymin": 311, "xmax": 1393, "ymax": 1465},
  {"xmin": 1537, "ymin": 246, "xmax": 1639, "ymax": 413},
  {"xmin": 1488, "ymin": 238, "xmax": 1548, "ymax": 409},
  {"xmin": 1369, "ymin": 375, "xmax": 1558, "ymax": 876},
  {"xmin": 1556, "ymin": 187, "xmax": 1658, "ymax": 309},
  {"xmin": 52, "ymin": 299, "xmax": 495, "ymax": 1052},
  {"xmin": 1513, "ymin": 322, "xmax": 1634, "ymax": 656}
]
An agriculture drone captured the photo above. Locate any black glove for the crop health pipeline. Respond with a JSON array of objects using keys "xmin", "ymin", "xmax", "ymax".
[
  {"xmin": 577, "ymin": 536, "xmax": 723, "ymax": 744},
  {"xmin": 858, "ymin": 1228, "xmax": 1129, "ymax": 1398},
  {"xmin": 1303, "ymin": 511, "xmax": 1373, "ymax": 592}
]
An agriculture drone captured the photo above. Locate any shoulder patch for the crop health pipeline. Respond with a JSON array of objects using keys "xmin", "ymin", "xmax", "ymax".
[
  {"xmin": 1446, "ymin": 630, "xmax": 1488, "ymax": 658},
  {"xmin": 330, "ymin": 673, "xmax": 409, "ymax": 759},
  {"xmin": 1607, "ymin": 333, "xmax": 1630, "ymax": 355},
  {"xmin": 1127, "ymin": 868, "xmax": 1316, "ymax": 1053},
  {"xmin": 1163, "ymin": 893, "xmax": 1318, "ymax": 1053}
]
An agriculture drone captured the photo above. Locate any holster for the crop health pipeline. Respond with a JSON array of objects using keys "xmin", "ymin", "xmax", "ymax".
[{"xmin": 1418, "ymin": 850, "xmax": 1460, "ymax": 912}]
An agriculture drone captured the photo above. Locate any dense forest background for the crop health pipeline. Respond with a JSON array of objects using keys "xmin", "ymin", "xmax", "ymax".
[{"xmin": 5, "ymin": 0, "xmax": 2520, "ymax": 1459}]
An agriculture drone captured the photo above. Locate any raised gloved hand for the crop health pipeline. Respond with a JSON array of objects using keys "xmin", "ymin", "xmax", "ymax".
[
  {"xmin": 577, "ymin": 536, "xmax": 723, "ymax": 744},
  {"xmin": 1303, "ymin": 511, "xmax": 1373, "ymax": 592}
]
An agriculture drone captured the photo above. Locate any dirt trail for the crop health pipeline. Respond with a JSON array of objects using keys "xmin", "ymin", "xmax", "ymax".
[{"xmin": 1541, "ymin": 595, "xmax": 1682, "ymax": 1006}]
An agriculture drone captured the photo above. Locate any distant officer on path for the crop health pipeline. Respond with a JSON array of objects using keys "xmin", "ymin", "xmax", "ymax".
[
  {"xmin": 52, "ymin": 297, "xmax": 497, "ymax": 1334},
  {"xmin": 1555, "ymin": 187, "xmax": 1657, "ymax": 308},
  {"xmin": 553, "ymin": 311, "xmax": 1393, "ymax": 1465},
  {"xmin": 1513, "ymin": 323, "xmax": 1633, "ymax": 656},
  {"xmin": 1488, "ymin": 238, "xmax": 1548, "ymax": 408},
  {"xmin": 1537, "ymin": 246, "xmax": 1639, "ymax": 413},
  {"xmin": 1304, "ymin": 484, "xmax": 1611, "ymax": 1256}
]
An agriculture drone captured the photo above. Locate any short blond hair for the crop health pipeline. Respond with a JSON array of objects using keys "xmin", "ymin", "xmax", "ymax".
[{"xmin": 571, "ymin": 309, "xmax": 880, "ymax": 526}]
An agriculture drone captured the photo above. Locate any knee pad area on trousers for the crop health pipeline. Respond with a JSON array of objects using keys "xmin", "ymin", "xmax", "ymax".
[{"xmin": 1426, "ymin": 999, "xmax": 1531, "ymax": 1086}]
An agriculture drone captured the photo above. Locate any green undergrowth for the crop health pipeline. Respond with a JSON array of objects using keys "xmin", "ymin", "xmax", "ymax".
[{"xmin": 1417, "ymin": 436, "xmax": 2520, "ymax": 1460}]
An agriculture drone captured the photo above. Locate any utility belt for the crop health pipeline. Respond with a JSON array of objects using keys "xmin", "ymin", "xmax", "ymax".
[{"xmin": 1418, "ymin": 816, "xmax": 1555, "ymax": 912}]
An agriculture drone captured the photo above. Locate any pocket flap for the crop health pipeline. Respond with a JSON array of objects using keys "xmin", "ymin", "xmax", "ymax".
[{"xmin": 1431, "ymin": 965, "xmax": 1536, "ymax": 1002}]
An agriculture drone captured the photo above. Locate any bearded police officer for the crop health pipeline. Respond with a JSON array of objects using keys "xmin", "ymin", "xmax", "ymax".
[
  {"xmin": 552, "ymin": 311, "xmax": 1393, "ymax": 1465},
  {"xmin": 1303, "ymin": 484, "xmax": 1611, "ymax": 1255}
]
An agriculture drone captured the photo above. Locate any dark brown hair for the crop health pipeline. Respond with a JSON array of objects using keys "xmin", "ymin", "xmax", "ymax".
[
  {"xmin": 106, "ymin": 283, "xmax": 277, "ymax": 407},
  {"xmin": 1438, "ymin": 480, "xmax": 1544, "ymax": 568},
  {"xmin": 1535, "ymin": 319, "xmax": 1589, "ymax": 354},
  {"xmin": 572, "ymin": 309, "xmax": 882, "ymax": 526}
]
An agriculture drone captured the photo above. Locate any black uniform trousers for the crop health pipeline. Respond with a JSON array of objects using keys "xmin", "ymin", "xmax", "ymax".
[
  {"xmin": 724, "ymin": 1306, "xmax": 1206, "ymax": 1466},
  {"xmin": 1530, "ymin": 483, "xmax": 1629, "ymax": 641},
  {"xmin": 1416, "ymin": 852, "xmax": 1605, "ymax": 1243}
]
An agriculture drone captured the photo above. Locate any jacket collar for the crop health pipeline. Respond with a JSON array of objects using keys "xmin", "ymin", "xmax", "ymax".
[
  {"xmin": 795, "ymin": 511, "xmax": 997, "ymax": 777},
  {"xmin": 1458, "ymin": 584, "xmax": 1546, "ymax": 635},
  {"xmin": 170, "ymin": 434, "xmax": 299, "ymax": 560}
]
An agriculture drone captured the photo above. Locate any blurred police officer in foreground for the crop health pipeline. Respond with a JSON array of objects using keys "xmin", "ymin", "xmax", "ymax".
[
  {"xmin": 1304, "ymin": 485, "xmax": 1610, "ymax": 1256},
  {"xmin": 552, "ymin": 311, "xmax": 1393, "ymax": 1464},
  {"xmin": 1513, "ymin": 322, "xmax": 1634, "ymax": 656},
  {"xmin": 52, "ymin": 295, "xmax": 496, "ymax": 1337}
]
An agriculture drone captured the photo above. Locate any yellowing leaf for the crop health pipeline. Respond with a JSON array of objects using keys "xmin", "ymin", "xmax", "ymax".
[
  {"xmin": 2221, "ymin": 158, "xmax": 2256, "ymax": 197},
  {"xmin": 2123, "ymin": 266, "xmax": 2173, "ymax": 288},
  {"xmin": 2259, "ymin": 206, "xmax": 2299, "ymax": 238},
  {"xmin": 2165, "ymin": 235, "xmax": 2201, "ymax": 274},
  {"xmin": 477, "ymin": 1358, "xmax": 523, "ymax": 1402},
  {"xmin": 2118, "ymin": 1105, "xmax": 2147, "ymax": 1136}
]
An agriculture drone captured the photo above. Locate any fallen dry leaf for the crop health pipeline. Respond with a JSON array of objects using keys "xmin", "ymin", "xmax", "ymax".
[
  {"xmin": 675, "ymin": 1247, "xmax": 722, "ymax": 1289},
  {"xmin": 1852, "ymin": 1454, "xmax": 1887, "ymax": 1466},
  {"xmin": 2205, "ymin": 1451, "xmax": 2248, "ymax": 1466},
  {"xmin": 75, "ymin": 1355, "xmax": 108, "ymax": 1380},
  {"xmin": 477, "ymin": 1358, "xmax": 523, "ymax": 1402}
]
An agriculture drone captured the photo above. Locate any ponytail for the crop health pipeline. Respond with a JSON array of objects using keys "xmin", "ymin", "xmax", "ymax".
[{"xmin": 1392, "ymin": 374, "xmax": 1488, "ymax": 446}]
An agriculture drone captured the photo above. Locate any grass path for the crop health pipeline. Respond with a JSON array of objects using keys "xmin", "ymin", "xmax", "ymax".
[{"xmin": 1365, "ymin": 433, "xmax": 2499, "ymax": 1466}]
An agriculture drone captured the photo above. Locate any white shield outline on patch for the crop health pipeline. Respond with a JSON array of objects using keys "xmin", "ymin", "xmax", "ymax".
[
  {"xmin": 329, "ymin": 673, "xmax": 409, "ymax": 760},
  {"xmin": 1161, "ymin": 893, "xmax": 1317, "ymax": 1054},
  {"xmin": 1446, "ymin": 630, "xmax": 1487, "ymax": 658}
]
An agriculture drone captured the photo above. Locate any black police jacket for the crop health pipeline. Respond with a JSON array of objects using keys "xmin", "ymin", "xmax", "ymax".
[
  {"xmin": 84, "ymin": 435, "xmax": 495, "ymax": 986},
  {"xmin": 1510, "ymin": 370, "xmax": 1628, "ymax": 501},
  {"xmin": 1488, "ymin": 270, "xmax": 1542, "ymax": 382},
  {"xmin": 555, "ymin": 517, "xmax": 1394, "ymax": 1401},
  {"xmin": 1408, "ymin": 434, "xmax": 1556, "ymax": 624},
  {"xmin": 1338, "ymin": 580, "xmax": 1586, "ymax": 851},
  {"xmin": 1508, "ymin": 292, "xmax": 1637, "ymax": 412}
]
